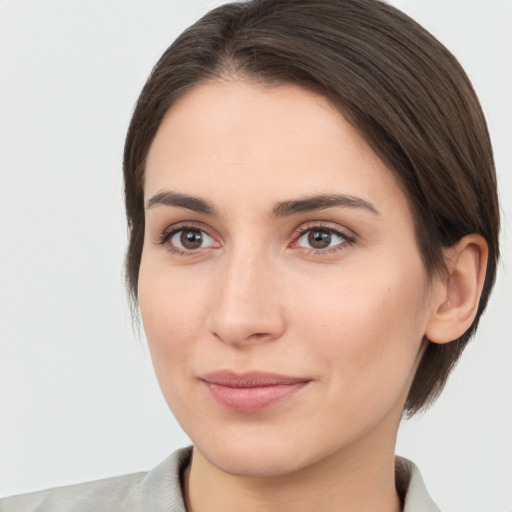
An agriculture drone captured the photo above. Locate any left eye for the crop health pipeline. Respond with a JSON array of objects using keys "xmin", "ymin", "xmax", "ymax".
[
  {"xmin": 296, "ymin": 228, "xmax": 347, "ymax": 250},
  {"xmin": 170, "ymin": 228, "xmax": 216, "ymax": 251}
]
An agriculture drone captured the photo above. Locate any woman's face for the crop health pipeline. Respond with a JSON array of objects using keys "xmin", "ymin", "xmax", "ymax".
[{"xmin": 139, "ymin": 80, "xmax": 441, "ymax": 477}]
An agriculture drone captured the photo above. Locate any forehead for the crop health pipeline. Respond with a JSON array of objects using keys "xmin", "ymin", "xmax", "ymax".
[{"xmin": 144, "ymin": 79, "xmax": 408, "ymax": 219}]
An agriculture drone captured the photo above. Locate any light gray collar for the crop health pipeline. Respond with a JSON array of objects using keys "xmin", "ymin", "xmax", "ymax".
[{"xmin": 140, "ymin": 448, "xmax": 440, "ymax": 512}]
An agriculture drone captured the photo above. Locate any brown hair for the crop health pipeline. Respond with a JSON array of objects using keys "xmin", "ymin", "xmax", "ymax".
[{"xmin": 123, "ymin": 0, "xmax": 499, "ymax": 415}]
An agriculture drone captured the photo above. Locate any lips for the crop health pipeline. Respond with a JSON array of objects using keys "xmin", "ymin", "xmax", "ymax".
[{"xmin": 199, "ymin": 371, "xmax": 311, "ymax": 413}]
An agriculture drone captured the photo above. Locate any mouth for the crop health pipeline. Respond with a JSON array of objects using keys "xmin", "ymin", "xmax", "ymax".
[{"xmin": 199, "ymin": 370, "xmax": 311, "ymax": 413}]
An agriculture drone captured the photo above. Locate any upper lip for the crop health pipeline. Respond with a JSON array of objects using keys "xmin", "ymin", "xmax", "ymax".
[{"xmin": 199, "ymin": 370, "xmax": 311, "ymax": 388}]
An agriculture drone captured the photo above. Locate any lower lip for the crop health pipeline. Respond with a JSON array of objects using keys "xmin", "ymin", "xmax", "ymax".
[{"xmin": 202, "ymin": 381, "xmax": 309, "ymax": 413}]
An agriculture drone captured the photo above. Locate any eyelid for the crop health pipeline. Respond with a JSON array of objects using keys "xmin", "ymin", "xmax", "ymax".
[
  {"xmin": 289, "ymin": 222, "xmax": 356, "ymax": 252},
  {"xmin": 155, "ymin": 221, "xmax": 221, "ymax": 254}
]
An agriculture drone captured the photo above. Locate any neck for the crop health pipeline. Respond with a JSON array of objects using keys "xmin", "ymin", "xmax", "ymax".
[{"xmin": 184, "ymin": 417, "xmax": 403, "ymax": 512}]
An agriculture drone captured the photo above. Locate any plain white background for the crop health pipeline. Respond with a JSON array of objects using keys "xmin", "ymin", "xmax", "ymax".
[{"xmin": 0, "ymin": 1, "xmax": 511, "ymax": 510}]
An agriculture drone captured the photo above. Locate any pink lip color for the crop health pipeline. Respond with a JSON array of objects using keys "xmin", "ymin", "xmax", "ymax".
[{"xmin": 200, "ymin": 371, "xmax": 310, "ymax": 413}]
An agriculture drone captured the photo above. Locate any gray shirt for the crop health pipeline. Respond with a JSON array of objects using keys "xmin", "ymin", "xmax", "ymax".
[{"xmin": 0, "ymin": 447, "xmax": 440, "ymax": 511}]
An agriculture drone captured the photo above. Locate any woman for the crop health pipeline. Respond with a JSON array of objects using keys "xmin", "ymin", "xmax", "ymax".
[{"xmin": 0, "ymin": 0, "xmax": 505, "ymax": 511}]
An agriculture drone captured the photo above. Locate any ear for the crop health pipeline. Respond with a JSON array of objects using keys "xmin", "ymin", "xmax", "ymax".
[{"xmin": 425, "ymin": 234, "xmax": 488, "ymax": 344}]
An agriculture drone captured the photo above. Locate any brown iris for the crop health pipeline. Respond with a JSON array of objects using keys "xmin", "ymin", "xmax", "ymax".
[
  {"xmin": 180, "ymin": 229, "xmax": 203, "ymax": 249},
  {"xmin": 308, "ymin": 230, "xmax": 332, "ymax": 249}
]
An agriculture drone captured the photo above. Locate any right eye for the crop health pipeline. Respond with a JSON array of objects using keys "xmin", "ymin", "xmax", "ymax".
[{"xmin": 159, "ymin": 226, "xmax": 219, "ymax": 254}]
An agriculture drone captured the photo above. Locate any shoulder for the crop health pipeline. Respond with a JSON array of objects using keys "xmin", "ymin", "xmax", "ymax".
[
  {"xmin": 0, "ymin": 472, "xmax": 145, "ymax": 512},
  {"xmin": 396, "ymin": 456, "xmax": 441, "ymax": 512},
  {"xmin": 0, "ymin": 447, "xmax": 192, "ymax": 512}
]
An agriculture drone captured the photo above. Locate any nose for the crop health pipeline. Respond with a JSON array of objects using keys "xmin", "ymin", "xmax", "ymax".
[{"xmin": 207, "ymin": 247, "xmax": 286, "ymax": 347}]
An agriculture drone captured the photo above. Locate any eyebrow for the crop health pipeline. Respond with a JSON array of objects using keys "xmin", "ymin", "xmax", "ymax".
[
  {"xmin": 146, "ymin": 191, "xmax": 379, "ymax": 217},
  {"xmin": 147, "ymin": 191, "xmax": 216, "ymax": 215},
  {"xmin": 271, "ymin": 194, "xmax": 379, "ymax": 217}
]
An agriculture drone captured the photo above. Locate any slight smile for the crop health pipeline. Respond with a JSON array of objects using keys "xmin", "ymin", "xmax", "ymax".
[{"xmin": 199, "ymin": 371, "xmax": 312, "ymax": 413}]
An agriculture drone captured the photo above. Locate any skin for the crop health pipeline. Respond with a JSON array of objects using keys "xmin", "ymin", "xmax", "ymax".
[{"xmin": 138, "ymin": 80, "xmax": 482, "ymax": 512}]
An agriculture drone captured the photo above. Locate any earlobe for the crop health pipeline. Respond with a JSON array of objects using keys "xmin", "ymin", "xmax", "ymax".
[{"xmin": 425, "ymin": 234, "xmax": 488, "ymax": 345}]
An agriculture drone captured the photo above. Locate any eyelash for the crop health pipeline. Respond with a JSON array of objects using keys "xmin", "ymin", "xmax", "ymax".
[
  {"xmin": 156, "ymin": 222, "xmax": 216, "ymax": 256},
  {"xmin": 290, "ymin": 223, "xmax": 355, "ymax": 254},
  {"xmin": 156, "ymin": 222, "xmax": 355, "ymax": 256}
]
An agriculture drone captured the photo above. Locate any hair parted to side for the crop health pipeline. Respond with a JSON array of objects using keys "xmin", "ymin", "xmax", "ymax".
[{"xmin": 123, "ymin": 0, "xmax": 499, "ymax": 415}]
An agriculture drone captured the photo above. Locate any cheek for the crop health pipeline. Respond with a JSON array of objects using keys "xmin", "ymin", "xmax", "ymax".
[
  {"xmin": 138, "ymin": 260, "xmax": 210, "ymax": 374},
  {"xmin": 138, "ymin": 268, "xmax": 212, "ymax": 421},
  {"xmin": 292, "ymin": 263, "xmax": 428, "ymax": 393}
]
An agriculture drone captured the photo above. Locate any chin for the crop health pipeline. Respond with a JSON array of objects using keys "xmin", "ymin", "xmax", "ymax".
[
  {"xmin": 200, "ymin": 446, "xmax": 307, "ymax": 478},
  {"xmin": 193, "ymin": 432, "xmax": 340, "ymax": 479}
]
